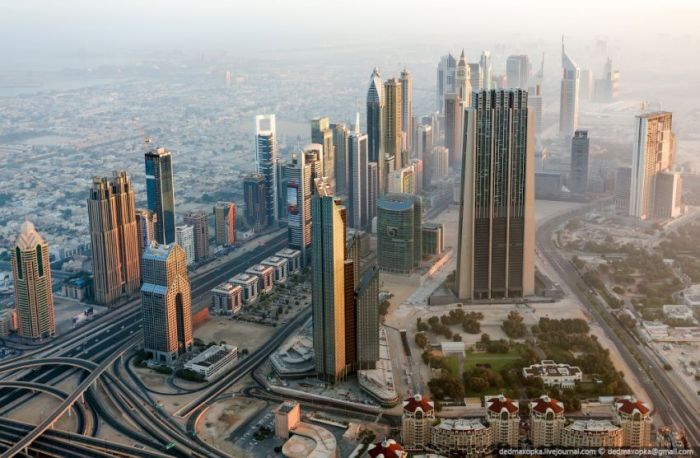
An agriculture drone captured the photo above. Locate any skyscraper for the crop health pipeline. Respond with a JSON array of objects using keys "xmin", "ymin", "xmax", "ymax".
[
  {"xmin": 367, "ymin": 68, "xmax": 385, "ymax": 194},
  {"xmin": 456, "ymin": 50, "xmax": 472, "ymax": 103},
  {"xmin": 311, "ymin": 117, "xmax": 334, "ymax": 184},
  {"xmin": 629, "ymin": 112, "xmax": 676, "ymax": 219},
  {"xmin": 594, "ymin": 57, "xmax": 620, "ymax": 103},
  {"xmin": 141, "ymin": 243, "xmax": 193, "ymax": 363},
  {"xmin": 331, "ymin": 123, "xmax": 349, "ymax": 195},
  {"xmin": 377, "ymin": 194, "xmax": 423, "ymax": 273},
  {"xmin": 88, "ymin": 171, "xmax": 141, "ymax": 306},
  {"xmin": 355, "ymin": 265, "xmax": 379, "ymax": 369},
  {"xmin": 311, "ymin": 189, "xmax": 347, "ymax": 382},
  {"xmin": 384, "ymin": 77, "xmax": 403, "ymax": 172},
  {"xmin": 569, "ymin": 130, "xmax": 590, "ymax": 196},
  {"xmin": 183, "ymin": 210, "xmax": 209, "ymax": 262},
  {"xmin": 456, "ymin": 90, "xmax": 535, "ymax": 300},
  {"xmin": 243, "ymin": 174, "xmax": 267, "ymax": 232},
  {"xmin": 506, "ymin": 55, "xmax": 531, "ymax": 89},
  {"xmin": 283, "ymin": 151, "xmax": 316, "ymax": 266},
  {"xmin": 348, "ymin": 130, "xmax": 370, "ymax": 229},
  {"xmin": 559, "ymin": 40, "xmax": 580, "ymax": 137},
  {"xmin": 480, "ymin": 51, "xmax": 493, "ymax": 90},
  {"xmin": 367, "ymin": 162, "xmax": 378, "ymax": 224},
  {"xmin": 145, "ymin": 147, "xmax": 176, "ymax": 244},
  {"xmin": 135, "ymin": 209, "xmax": 156, "ymax": 261},
  {"xmin": 175, "ymin": 225, "xmax": 195, "ymax": 266},
  {"xmin": 468, "ymin": 62, "xmax": 483, "ymax": 92},
  {"xmin": 213, "ymin": 202, "xmax": 236, "ymax": 246},
  {"xmin": 528, "ymin": 84, "xmax": 543, "ymax": 139},
  {"xmin": 255, "ymin": 114, "xmax": 278, "ymax": 227},
  {"xmin": 444, "ymin": 92, "xmax": 463, "ymax": 167},
  {"xmin": 416, "ymin": 125, "xmax": 433, "ymax": 174},
  {"xmin": 11, "ymin": 221, "xmax": 56, "ymax": 340},
  {"xmin": 400, "ymin": 69, "xmax": 413, "ymax": 152},
  {"xmin": 615, "ymin": 167, "xmax": 632, "ymax": 214},
  {"xmin": 436, "ymin": 53, "xmax": 457, "ymax": 113}
]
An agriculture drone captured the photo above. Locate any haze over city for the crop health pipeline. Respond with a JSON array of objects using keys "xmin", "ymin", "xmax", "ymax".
[{"xmin": 0, "ymin": 1, "xmax": 699, "ymax": 457}]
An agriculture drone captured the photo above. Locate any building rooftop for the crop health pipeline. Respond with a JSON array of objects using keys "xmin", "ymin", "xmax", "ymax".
[
  {"xmin": 486, "ymin": 395, "xmax": 518, "ymax": 414},
  {"xmin": 231, "ymin": 273, "xmax": 256, "ymax": 283},
  {"xmin": 367, "ymin": 439, "xmax": 404, "ymax": 458},
  {"xmin": 277, "ymin": 401, "xmax": 299, "ymax": 414},
  {"xmin": 615, "ymin": 398, "xmax": 650, "ymax": 416},
  {"xmin": 377, "ymin": 193, "xmax": 418, "ymax": 212},
  {"xmin": 523, "ymin": 360, "xmax": 582, "ymax": 378},
  {"xmin": 436, "ymin": 418, "xmax": 488, "ymax": 432},
  {"xmin": 567, "ymin": 419, "xmax": 620, "ymax": 433},
  {"xmin": 531, "ymin": 395, "xmax": 564, "ymax": 414},
  {"xmin": 403, "ymin": 394, "xmax": 434, "ymax": 414},
  {"xmin": 212, "ymin": 282, "xmax": 242, "ymax": 295},
  {"xmin": 187, "ymin": 344, "xmax": 237, "ymax": 368}
]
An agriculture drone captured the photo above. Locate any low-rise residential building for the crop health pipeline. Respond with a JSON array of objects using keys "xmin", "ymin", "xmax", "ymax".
[
  {"xmin": 560, "ymin": 419, "xmax": 623, "ymax": 448},
  {"xmin": 662, "ymin": 304, "xmax": 696, "ymax": 323},
  {"xmin": 486, "ymin": 395, "xmax": 519, "ymax": 448},
  {"xmin": 183, "ymin": 344, "xmax": 238, "ymax": 381},
  {"xmin": 430, "ymin": 418, "xmax": 492, "ymax": 457},
  {"xmin": 529, "ymin": 395, "xmax": 565, "ymax": 447},
  {"xmin": 522, "ymin": 360, "xmax": 582, "ymax": 389},
  {"xmin": 276, "ymin": 248, "xmax": 302, "ymax": 273},
  {"xmin": 401, "ymin": 394, "xmax": 435, "ymax": 450},
  {"xmin": 246, "ymin": 264, "xmax": 274, "ymax": 295},
  {"xmin": 262, "ymin": 256, "xmax": 289, "ymax": 284},
  {"xmin": 231, "ymin": 273, "xmax": 259, "ymax": 304},
  {"xmin": 210, "ymin": 281, "xmax": 242, "ymax": 316}
]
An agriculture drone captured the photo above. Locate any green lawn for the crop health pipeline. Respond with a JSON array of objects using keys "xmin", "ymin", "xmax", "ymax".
[
  {"xmin": 443, "ymin": 355, "xmax": 461, "ymax": 377},
  {"xmin": 463, "ymin": 350, "xmax": 523, "ymax": 372}
]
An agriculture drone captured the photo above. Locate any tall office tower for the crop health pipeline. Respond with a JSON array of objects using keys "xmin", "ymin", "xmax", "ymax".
[
  {"xmin": 183, "ymin": 211, "xmax": 209, "ymax": 262},
  {"xmin": 276, "ymin": 160, "xmax": 289, "ymax": 221},
  {"xmin": 367, "ymin": 162, "xmax": 378, "ymax": 223},
  {"xmin": 629, "ymin": 112, "xmax": 675, "ymax": 220},
  {"xmin": 311, "ymin": 191, "xmax": 347, "ymax": 382},
  {"xmin": 343, "ymin": 256, "xmax": 356, "ymax": 368},
  {"xmin": 456, "ymin": 50, "xmax": 472, "ymax": 103},
  {"xmin": 384, "ymin": 77, "xmax": 403, "ymax": 171},
  {"xmin": 468, "ymin": 63, "xmax": 483, "ymax": 92},
  {"xmin": 255, "ymin": 114, "xmax": 278, "ymax": 227},
  {"xmin": 348, "ymin": 131, "xmax": 370, "ymax": 229},
  {"xmin": 331, "ymin": 123, "xmax": 349, "ymax": 195},
  {"xmin": 400, "ymin": 69, "xmax": 413, "ymax": 152},
  {"xmin": 11, "ymin": 221, "xmax": 56, "ymax": 340},
  {"xmin": 175, "ymin": 225, "xmax": 195, "ymax": 266},
  {"xmin": 87, "ymin": 171, "xmax": 141, "ymax": 306},
  {"xmin": 416, "ymin": 124, "xmax": 433, "ymax": 168},
  {"xmin": 431, "ymin": 146, "xmax": 449, "ymax": 181},
  {"xmin": 569, "ymin": 130, "xmax": 590, "ymax": 196},
  {"xmin": 135, "ymin": 209, "xmax": 156, "ymax": 261},
  {"xmin": 213, "ymin": 202, "xmax": 236, "ymax": 246},
  {"xmin": 615, "ymin": 167, "xmax": 632, "ymax": 214},
  {"xmin": 528, "ymin": 84, "xmax": 543, "ymax": 138},
  {"xmin": 243, "ymin": 174, "xmax": 267, "ymax": 231},
  {"xmin": 141, "ymin": 243, "xmax": 193, "ymax": 363},
  {"xmin": 377, "ymin": 194, "xmax": 423, "ymax": 273},
  {"xmin": 506, "ymin": 55, "xmax": 531, "ymax": 89},
  {"xmin": 444, "ymin": 93, "xmax": 463, "ymax": 167},
  {"xmin": 367, "ymin": 68, "xmax": 385, "ymax": 194},
  {"xmin": 533, "ymin": 52, "xmax": 545, "ymax": 87},
  {"xmin": 355, "ymin": 265, "xmax": 379, "ymax": 369},
  {"xmin": 594, "ymin": 57, "xmax": 620, "ymax": 103},
  {"xmin": 653, "ymin": 172, "xmax": 683, "ymax": 219},
  {"xmin": 436, "ymin": 53, "xmax": 457, "ymax": 113},
  {"xmin": 480, "ymin": 51, "xmax": 493, "ymax": 90},
  {"xmin": 311, "ymin": 117, "xmax": 334, "ymax": 184},
  {"xmin": 579, "ymin": 68, "xmax": 593, "ymax": 100},
  {"xmin": 493, "ymin": 74, "xmax": 507, "ymax": 89},
  {"xmin": 559, "ymin": 40, "xmax": 580, "ymax": 137},
  {"xmin": 145, "ymin": 147, "xmax": 176, "ymax": 244},
  {"xmin": 284, "ymin": 152, "xmax": 314, "ymax": 266},
  {"xmin": 456, "ymin": 90, "xmax": 535, "ymax": 300}
]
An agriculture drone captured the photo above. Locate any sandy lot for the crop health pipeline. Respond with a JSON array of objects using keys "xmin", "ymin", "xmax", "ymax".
[
  {"xmin": 198, "ymin": 396, "xmax": 267, "ymax": 456},
  {"xmin": 194, "ymin": 318, "xmax": 274, "ymax": 353}
]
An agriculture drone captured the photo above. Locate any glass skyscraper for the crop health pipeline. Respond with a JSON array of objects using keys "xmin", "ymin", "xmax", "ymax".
[
  {"xmin": 145, "ymin": 147, "xmax": 176, "ymax": 245},
  {"xmin": 255, "ymin": 114, "xmax": 278, "ymax": 227}
]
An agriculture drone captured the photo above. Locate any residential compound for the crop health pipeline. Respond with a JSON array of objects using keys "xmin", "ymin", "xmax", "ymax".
[
  {"xmin": 401, "ymin": 394, "xmax": 652, "ymax": 455},
  {"xmin": 522, "ymin": 360, "xmax": 583, "ymax": 389}
]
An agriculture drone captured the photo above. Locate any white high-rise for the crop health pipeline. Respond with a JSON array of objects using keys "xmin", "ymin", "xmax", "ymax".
[
  {"xmin": 175, "ymin": 225, "xmax": 195, "ymax": 266},
  {"xmin": 480, "ymin": 51, "xmax": 492, "ymax": 90},
  {"xmin": 559, "ymin": 40, "xmax": 580, "ymax": 137}
]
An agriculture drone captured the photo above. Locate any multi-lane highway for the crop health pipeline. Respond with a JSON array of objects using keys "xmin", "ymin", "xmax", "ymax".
[{"xmin": 537, "ymin": 206, "xmax": 700, "ymax": 448}]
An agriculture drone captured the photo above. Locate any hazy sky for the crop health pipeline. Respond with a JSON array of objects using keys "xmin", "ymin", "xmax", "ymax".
[{"xmin": 1, "ymin": 0, "xmax": 699, "ymax": 68}]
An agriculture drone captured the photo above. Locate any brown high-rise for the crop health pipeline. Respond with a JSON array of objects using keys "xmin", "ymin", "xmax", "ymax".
[
  {"xmin": 383, "ymin": 78, "xmax": 403, "ymax": 171},
  {"xmin": 183, "ymin": 211, "xmax": 209, "ymax": 262},
  {"xmin": 456, "ymin": 90, "xmax": 535, "ymax": 300},
  {"xmin": 213, "ymin": 202, "xmax": 236, "ymax": 246},
  {"xmin": 88, "ymin": 171, "xmax": 141, "ymax": 306}
]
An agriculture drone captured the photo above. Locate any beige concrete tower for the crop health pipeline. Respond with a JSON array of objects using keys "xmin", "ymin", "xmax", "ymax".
[
  {"xmin": 400, "ymin": 69, "xmax": 412, "ymax": 152},
  {"xmin": 455, "ymin": 89, "xmax": 535, "ymax": 300},
  {"xmin": 11, "ymin": 221, "xmax": 56, "ymax": 340},
  {"xmin": 213, "ymin": 202, "xmax": 236, "ymax": 246},
  {"xmin": 183, "ymin": 210, "xmax": 209, "ymax": 262},
  {"xmin": 88, "ymin": 171, "xmax": 141, "ymax": 306},
  {"xmin": 141, "ymin": 242, "xmax": 193, "ymax": 363},
  {"xmin": 383, "ymin": 77, "xmax": 403, "ymax": 171}
]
